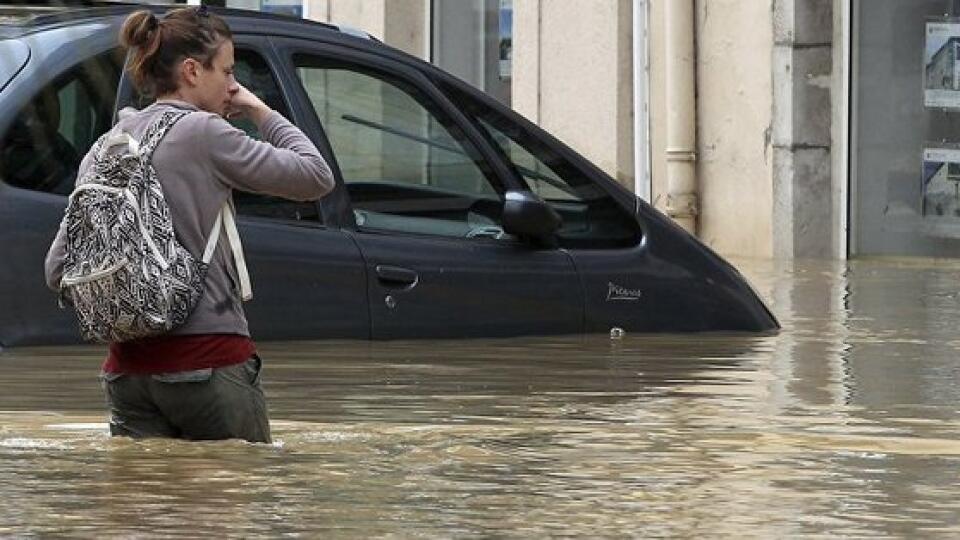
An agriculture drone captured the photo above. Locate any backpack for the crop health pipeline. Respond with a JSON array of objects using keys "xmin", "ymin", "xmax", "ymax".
[{"xmin": 59, "ymin": 110, "xmax": 251, "ymax": 343}]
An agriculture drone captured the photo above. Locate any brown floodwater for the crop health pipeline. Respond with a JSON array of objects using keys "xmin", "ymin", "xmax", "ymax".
[{"xmin": 2, "ymin": 257, "xmax": 960, "ymax": 537}]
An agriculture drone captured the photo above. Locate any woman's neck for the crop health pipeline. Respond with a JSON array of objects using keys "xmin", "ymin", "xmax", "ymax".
[{"xmin": 155, "ymin": 91, "xmax": 195, "ymax": 106}]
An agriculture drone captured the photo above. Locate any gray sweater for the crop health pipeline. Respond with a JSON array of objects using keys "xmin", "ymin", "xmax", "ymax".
[{"xmin": 44, "ymin": 99, "xmax": 335, "ymax": 337}]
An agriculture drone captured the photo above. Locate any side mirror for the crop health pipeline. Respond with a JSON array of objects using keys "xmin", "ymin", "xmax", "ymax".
[{"xmin": 501, "ymin": 190, "xmax": 562, "ymax": 241}]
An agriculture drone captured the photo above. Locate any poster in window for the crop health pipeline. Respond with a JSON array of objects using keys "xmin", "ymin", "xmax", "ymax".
[
  {"xmin": 924, "ymin": 21, "xmax": 960, "ymax": 108},
  {"xmin": 499, "ymin": 0, "xmax": 512, "ymax": 80},
  {"xmin": 921, "ymin": 146, "xmax": 960, "ymax": 219}
]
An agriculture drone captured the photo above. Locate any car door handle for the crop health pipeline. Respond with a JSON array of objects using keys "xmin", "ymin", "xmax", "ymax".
[{"xmin": 375, "ymin": 265, "xmax": 419, "ymax": 289}]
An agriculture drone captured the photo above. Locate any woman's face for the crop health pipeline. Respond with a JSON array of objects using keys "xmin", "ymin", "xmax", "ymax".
[{"xmin": 194, "ymin": 40, "xmax": 238, "ymax": 116}]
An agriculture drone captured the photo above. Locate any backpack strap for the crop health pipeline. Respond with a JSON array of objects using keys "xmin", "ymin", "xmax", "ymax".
[
  {"xmin": 141, "ymin": 109, "xmax": 252, "ymax": 301},
  {"xmin": 139, "ymin": 110, "xmax": 191, "ymax": 159},
  {"xmin": 201, "ymin": 199, "xmax": 253, "ymax": 302},
  {"xmin": 86, "ymin": 109, "xmax": 185, "ymax": 162}
]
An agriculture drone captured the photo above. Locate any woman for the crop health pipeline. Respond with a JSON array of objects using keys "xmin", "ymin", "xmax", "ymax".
[{"xmin": 44, "ymin": 7, "xmax": 335, "ymax": 443}]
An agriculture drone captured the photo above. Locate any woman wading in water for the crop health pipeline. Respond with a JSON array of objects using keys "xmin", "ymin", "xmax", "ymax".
[{"xmin": 45, "ymin": 7, "xmax": 334, "ymax": 442}]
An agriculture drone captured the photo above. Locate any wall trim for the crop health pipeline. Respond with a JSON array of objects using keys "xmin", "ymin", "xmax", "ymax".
[
  {"xmin": 633, "ymin": 0, "xmax": 651, "ymax": 201},
  {"xmin": 847, "ymin": 0, "xmax": 858, "ymax": 257},
  {"xmin": 837, "ymin": 0, "xmax": 851, "ymax": 259}
]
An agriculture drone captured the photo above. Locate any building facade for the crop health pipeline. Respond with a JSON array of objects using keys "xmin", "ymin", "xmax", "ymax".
[{"xmin": 193, "ymin": 0, "xmax": 960, "ymax": 261}]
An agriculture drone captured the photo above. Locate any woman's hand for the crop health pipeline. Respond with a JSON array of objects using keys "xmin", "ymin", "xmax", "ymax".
[{"xmin": 225, "ymin": 83, "xmax": 271, "ymax": 125}]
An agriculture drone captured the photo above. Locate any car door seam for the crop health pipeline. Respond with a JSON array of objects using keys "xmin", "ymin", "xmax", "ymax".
[{"xmin": 342, "ymin": 230, "xmax": 373, "ymax": 340}]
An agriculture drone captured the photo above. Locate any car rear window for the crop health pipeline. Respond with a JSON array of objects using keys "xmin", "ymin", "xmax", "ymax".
[
  {"xmin": 0, "ymin": 47, "xmax": 122, "ymax": 195},
  {"xmin": 0, "ymin": 39, "xmax": 29, "ymax": 93}
]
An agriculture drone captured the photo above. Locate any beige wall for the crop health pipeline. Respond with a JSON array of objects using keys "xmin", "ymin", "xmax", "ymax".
[
  {"xmin": 649, "ymin": 0, "xmax": 773, "ymax": 257},
  {"xmin": 512, "ymin": 0, "xmax": 538, "ymax": 122},
  {"xmin": 512, "ymin": 0, "xmax": 634, "ymax": 189},
  {"xmin": 695, "ymin": 0, "xmax": 774, "ymax": 258},
  {"xmin": 305, "ymin": 0, "xmax": 427, "ymax": 59},
  {"xmin": 648, "ymin": 1, "xmax": 774, "ymax": 257}
]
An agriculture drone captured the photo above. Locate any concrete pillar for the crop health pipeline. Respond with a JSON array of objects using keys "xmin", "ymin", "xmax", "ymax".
[
  {"xmin": 305, "ymin": 0, "xmax": 428, "ymax": 60},
  {"xmin": 772, "ymin": 0, "xmax": 834, "ymax": 258},
  {"xmin": 512, "ymin": 0, "xmax": 635, "ymax": 189}
]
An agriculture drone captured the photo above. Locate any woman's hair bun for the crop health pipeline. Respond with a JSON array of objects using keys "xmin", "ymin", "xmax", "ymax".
[{"xmin": 119, "ymin": 10, "xmax": 159, "ymax": 49}]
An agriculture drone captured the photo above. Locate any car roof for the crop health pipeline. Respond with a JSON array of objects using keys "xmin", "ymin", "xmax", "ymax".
[
  {"xmin": 0, "ymin": 2, "xmax": 452, "ymax": 96},
  {"xmin": 0, "ymin": 2, "xmax": 377, "ymax": 43}
]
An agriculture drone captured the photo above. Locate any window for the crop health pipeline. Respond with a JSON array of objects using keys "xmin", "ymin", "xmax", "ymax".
[
  {"xmin": 229, "ymin": 49, "xmax": 320, "ymax": 223},
  {"xmin": 295, "ymin": 54, "xmax": 507, "ymax": 239},
  {"xmin": 431, "ymin": 0, "xmax": 512, "ymax": 106},
  {"xmin": 442, "ymin": 82, "xmax": 640, "ymax": 248},
  {"xmin": 0, "ymin": 49, "xmax": 123, "ymax": 195}
]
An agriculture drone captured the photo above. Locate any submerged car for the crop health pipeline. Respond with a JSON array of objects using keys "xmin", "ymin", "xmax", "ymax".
[{"xmin": 0, "ymin": 4, "xmax": 778, "ymax": 347}]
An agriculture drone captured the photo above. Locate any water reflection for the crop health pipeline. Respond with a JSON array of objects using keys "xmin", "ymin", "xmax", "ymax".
[{"xmin": 1, "ymin": 258, "xmax": 960, "ymax": 536}]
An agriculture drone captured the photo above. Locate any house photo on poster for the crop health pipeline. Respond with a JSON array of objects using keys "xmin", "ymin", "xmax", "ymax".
[
  {"xmin": 925, "ymin": 20, "xmax": 960, "ymax": 108},
  {"xmin": 922, "ymin": 146, "xmax": 960, "ymax": 219}
]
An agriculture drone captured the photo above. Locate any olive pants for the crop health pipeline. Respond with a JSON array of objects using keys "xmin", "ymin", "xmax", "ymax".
[{"xmin": 100, "ymin": 355, "xmax": 271, "ymax": 443}]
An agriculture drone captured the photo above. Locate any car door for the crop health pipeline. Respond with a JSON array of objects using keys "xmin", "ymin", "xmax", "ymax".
[
  {"xmin": 280, "ymin": 40, "xmax": 583, "ymax": 339},
  {"xmin": 113, "ymin": 37, "xmax": 369, "ymax": 341}
]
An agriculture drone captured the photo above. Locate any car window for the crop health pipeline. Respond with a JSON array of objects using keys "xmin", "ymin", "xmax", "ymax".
[
  {"xmin": 0, "ymin": 48, "xmax": 123, "ymax": 195},
  {"xmin": 441, "ymin": 82, "xmax": 640, "ymax": 249},
  {"xmin": 293, "ymin": 54, "xmax": 509, "ymax": 240},
  {"xmin": 229, "ymin": 48, "xmax": 321, "ymax": 224}
]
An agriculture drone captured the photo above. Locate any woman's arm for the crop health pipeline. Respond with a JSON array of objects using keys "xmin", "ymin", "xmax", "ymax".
[{"xmin": 204, "ymin": 84, "xmax": 335, "ymax": 200}]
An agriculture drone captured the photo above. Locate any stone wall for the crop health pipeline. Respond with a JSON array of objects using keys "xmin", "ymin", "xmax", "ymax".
[{"xmin": 772, "ymin": 0, "xmax": 835, "ymax": 258}]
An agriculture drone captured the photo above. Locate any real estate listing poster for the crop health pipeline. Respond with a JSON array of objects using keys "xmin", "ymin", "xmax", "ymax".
[
  {"xmin": 924, "ymin": 21, "xmax": 960, "ymax": 108},
  {"xmin": 921, "ymin": 145, "xmax": 960, "ymax": 219}
]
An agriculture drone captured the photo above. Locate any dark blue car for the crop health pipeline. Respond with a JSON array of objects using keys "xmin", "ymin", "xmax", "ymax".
[{"xmin": 0, "ymin": 4, "xmax": 778, "ymax": 346}]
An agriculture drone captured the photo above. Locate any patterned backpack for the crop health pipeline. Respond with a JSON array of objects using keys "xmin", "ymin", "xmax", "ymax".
[{"xmin": 59, "ymin": 110, "xmax": 251, "ymax": 343}]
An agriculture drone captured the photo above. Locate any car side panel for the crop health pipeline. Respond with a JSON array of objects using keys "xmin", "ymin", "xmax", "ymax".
[
  {"xmin": 239, "ymin": 220, "xmax": 369, "ymax": 340},
  {"xmin": 571, "ymin": 207, "xmax": 778, "ymax": 333},
  {"xmin": 0, "ymin": 186, "xmax": 81, "ymax": 345},
  {"xmin": 348, "ymin": 231, "xmax": 582, "ymax": 339}
]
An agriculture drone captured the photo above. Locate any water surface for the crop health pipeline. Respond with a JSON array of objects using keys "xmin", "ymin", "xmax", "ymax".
[{"xmin": 2, "ymin": 258, "xmax": 960, "ymax": 537}]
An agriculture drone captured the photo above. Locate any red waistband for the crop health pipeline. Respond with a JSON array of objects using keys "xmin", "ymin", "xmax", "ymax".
[{"xmin": 103, "ymin": 334, "xmax": 256, "ymax": 375}]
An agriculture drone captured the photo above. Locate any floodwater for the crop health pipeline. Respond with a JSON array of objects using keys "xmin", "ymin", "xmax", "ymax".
[{"xmin": 2, "ymin": 258, "xmax": 960, "ymax": 537}]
